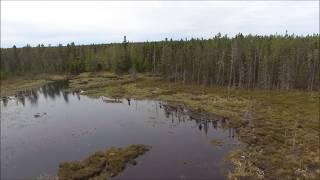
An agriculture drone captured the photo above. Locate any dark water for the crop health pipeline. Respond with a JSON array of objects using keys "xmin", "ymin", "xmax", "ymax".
[{"xmin": 1, "ymin": 82, "xmax": 240, "ymax": 179}]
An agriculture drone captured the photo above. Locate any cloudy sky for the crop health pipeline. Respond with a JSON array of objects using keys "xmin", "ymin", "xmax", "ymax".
[{"xmin": 1, "ymin": 1, "xmax": 319, "ymax": 48}]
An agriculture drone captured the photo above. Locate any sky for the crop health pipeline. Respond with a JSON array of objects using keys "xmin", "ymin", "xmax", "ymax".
[{"xmin": 1, "ymin": 1, "xmax": 319, "ymax": 48}]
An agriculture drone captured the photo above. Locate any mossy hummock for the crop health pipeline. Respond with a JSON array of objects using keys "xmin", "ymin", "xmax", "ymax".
[{"xmin": 58, "ymin": 144, "xmax": 151, "ymax": 180}]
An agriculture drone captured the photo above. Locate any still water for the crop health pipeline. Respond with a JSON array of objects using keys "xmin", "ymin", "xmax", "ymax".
[{"xmin": 1, "ymin": 82, "xmax": 240, "ymax": 179}]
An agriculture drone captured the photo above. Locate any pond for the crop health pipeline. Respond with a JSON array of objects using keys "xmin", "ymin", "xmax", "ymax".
[{"xmin": 1, "ymin": 81, "xmax": 240, "ymax": 179}]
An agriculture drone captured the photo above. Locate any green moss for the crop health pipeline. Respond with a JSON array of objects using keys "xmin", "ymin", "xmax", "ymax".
[{"xmin": 58, "ymin": 144, "xmax": 151, "ymax": 180}]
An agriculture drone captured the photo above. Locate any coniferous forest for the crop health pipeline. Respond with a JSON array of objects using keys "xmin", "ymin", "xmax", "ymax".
[{"xmin": 1, "ymin": 33, "xmax": 319, "ymax": 90}]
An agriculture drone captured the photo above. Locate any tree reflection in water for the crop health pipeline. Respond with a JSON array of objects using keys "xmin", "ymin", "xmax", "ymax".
[
  {"xmin": 1, "ymin": 81, "xmax": 238, "ymax": 139},
  {"xmin": 1, "ymin": 80, "xmax": 76, "ymax": 106},
  {"xmin": 161, "ymin": 103, "xmax": 237, "ymax": 137}
]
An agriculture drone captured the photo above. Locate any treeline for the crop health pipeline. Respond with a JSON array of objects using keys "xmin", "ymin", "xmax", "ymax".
[{"xmin": 1, "ymin": 33, "xmax": 319, "ymax": 90}]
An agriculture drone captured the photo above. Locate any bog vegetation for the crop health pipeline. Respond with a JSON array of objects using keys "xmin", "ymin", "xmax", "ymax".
[{"xmin": 1, "ymin": 33, "xmax": 319, "ymax": 90}]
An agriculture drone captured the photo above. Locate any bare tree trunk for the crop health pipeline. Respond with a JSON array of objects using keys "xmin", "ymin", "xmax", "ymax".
[
  {"xmin": 229, "ymin": 45, "xmax": 235, "ymax": 88},
  {"xmin": 222, "ymin": 51, "xmax": 225, "ymax": 86},
  {"xmin": 216, "ymin": 61, "xmax": 221, "ymax": 85},
  {"xmin": 174, "ymin": 63, "xmax": 178, "ymax": 84},
  {"xmin": 310, "ymin": 55, "xmax": 316, "ymax": 91},
  {"xmin": 183, "ymin": 69, "xmax": 186, "ymax": 85},
  {"xmin": 153, "ymin": 46, "xmax": 156, "ymax": 74},
  {"xmin": 253, "ymin": 49, "xmax": 257, "ymax": 88},
  {"xmin": 238, "ymin": 60, "xmax": 243, "ymax": 88},
  {"xmin": 197, "ymin": 60, "xmax": 201, "ymax": 85},
  {"xmin": 248, "ymin": 53, "xmax": 252, "ymax": 89},
  {"xmin": 192, "ymin": 59, "xmax": 195, "ymax": 84}
]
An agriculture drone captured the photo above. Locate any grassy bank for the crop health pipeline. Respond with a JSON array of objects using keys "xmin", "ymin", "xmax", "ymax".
[
  {"xmin": 67, "ymin": 72, "xmax": 319, "ymax": 179},
  {"xmin": 0, "ymin": 74, "xmax": 67, "ymax": 98}
]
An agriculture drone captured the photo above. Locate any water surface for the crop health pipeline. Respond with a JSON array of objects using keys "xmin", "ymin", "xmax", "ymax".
[{"xmin": 1, "ymin": 82, "xmax": 240, "ymax": 179}]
